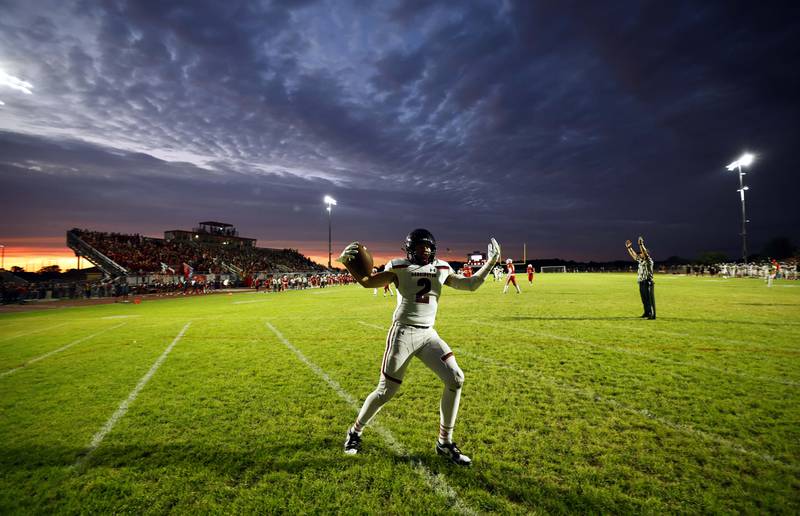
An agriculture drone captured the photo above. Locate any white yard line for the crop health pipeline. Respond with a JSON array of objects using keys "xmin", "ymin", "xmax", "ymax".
[
  {"xmin": 77, "ymin": 322, "xmax": 191, "ymax": 463},
  {"xmin": 0, "ymin": 322, "xmax": 70, "ymax": 343},
  {"xmin": 476, "ymin": 321, "xmax": 800, "ymax": 387},
  {"xmin": 358, "ymin": 321, "xmax": 793, "ymax": 470},
  {"xmin": 266, "ymin": 322, "xmax": 477, "ymax": 516},
  {"xmin": 0, "ymin": 323, "xmax": 128, "ymax": 379},
  {"xmin": 101, "ymin": 315, "xmax": 140, "ymax": 320},
  {"xmin": 634, "ymin": 327, "xmax": 800, "ymax": 354},
  {"xmin": 232, "ymin": 299, "xmax": 271, "ymax": 305},
  {"xmin": 357, "ymin": 321, "xmax": 385, "ymax": 331},
  {"xmin": 457, "ymin": 350, "xmax": 790, "ymax": 468}
]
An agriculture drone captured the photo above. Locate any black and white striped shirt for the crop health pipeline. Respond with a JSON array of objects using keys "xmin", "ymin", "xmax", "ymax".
[{"xmin": 637, "ymin": 256, "xmax": 654, "ymax": 281}]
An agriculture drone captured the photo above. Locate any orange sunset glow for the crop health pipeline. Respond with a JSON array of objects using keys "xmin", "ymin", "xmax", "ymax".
[
  {"xmin": 281, "ymin": 241, "xmax": 465, "ymax": 269},
  {"xmin": 0, "ymin": 236, "xmax": 466, "ymax": 272},
  {"xmin": 0, "ymin": 237, "xmax": 87, "ymax": 271}
]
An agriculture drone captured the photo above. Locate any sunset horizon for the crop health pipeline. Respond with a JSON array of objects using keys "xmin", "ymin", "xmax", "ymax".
[
  {"xmin": 0, "ymin": 232, "xmax": 528, "ymax": 272},
  {"xmin": 2, "ymin": 228, "xmax": 617, "ymax": 273}
]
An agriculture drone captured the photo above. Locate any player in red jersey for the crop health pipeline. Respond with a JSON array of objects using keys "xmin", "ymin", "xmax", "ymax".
[
  {"xmin": 768, "ymin": 258, "xmax": 780, "ymax": 287},
  {"xmin": 527, "ymin": 263, "xmax": 534, "ymax": 285},
  {"xmin": 464, "ymin": 265, "xmax": 473, "ymax": 278},
  {"xmin": 503, "ymin": 258, "xmax": 521, "ymax": 293}
]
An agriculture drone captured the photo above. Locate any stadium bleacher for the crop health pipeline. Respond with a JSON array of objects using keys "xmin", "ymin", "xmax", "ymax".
[{"xmin": 69, "ymin": 227, "xmax": 326, "ymax": 275}]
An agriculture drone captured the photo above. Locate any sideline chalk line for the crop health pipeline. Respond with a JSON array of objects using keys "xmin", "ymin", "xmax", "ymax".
[
  {"xmin": 267, "ymin": 321, "xmax": 477, "ymax": 516},
  {"xmin": 76, "ymin": 321, "xmax": 192, "ymax": 466}
]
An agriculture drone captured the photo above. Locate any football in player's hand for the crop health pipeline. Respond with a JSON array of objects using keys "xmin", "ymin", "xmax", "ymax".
[{"xmin": 342, "ymin": 242, "xmax": 373, "ymax": 282}]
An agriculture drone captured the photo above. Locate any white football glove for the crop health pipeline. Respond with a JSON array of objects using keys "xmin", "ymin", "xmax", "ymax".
[
  {"xmin": 337, "ymin": 242, "xmax": 359, "ymax": 264},
  {"xmin": 488, "ymin": 237, "xmax": 501, "ymax": 264}
]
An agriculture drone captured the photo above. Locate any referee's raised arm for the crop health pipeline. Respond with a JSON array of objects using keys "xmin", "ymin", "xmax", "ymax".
[
  {"xmin": 625, "ymin": 239, "xmax": 638, "ymax": 261},
  {"xmin": 638, "ymin": 236, "xmax": 650, "ymax": 259}
]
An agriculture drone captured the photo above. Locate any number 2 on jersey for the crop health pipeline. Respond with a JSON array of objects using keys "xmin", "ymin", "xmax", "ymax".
[{"xmin": 415, "ymin": 278, "xmax": 431, "ymax": 304}]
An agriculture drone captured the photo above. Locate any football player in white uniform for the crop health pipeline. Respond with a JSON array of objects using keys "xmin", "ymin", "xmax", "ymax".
[
  {"xmin": 493, "ymin": 264, "xmax": 503, "ymax": 281},
  {"xmin": 371, "ymin": 267, "xmax": 379, "ymax": 296},
  {"xmin": 338, "ymin": 229, "xmax": 501, "ymax": 466}
]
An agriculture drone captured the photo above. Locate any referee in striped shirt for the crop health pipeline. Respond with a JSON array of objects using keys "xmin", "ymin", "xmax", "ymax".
[{"xmin": 626, "ymin": 236, "xmax": 656, "ymax": 319}]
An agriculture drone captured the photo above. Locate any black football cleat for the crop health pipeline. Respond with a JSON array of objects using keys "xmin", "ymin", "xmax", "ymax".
[
  {"xmin": 648, "ymin": 315, "xmax": 656, "ymax": 320},
  {"xmin": 344, "ymin": 430, "xmax": 362, "ymax": 455},
  {"xmin": 436, "ymin": 441, "xmax": 472, "ymax": 466}
]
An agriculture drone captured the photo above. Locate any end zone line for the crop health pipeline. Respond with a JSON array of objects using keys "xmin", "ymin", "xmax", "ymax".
[
  {"xmin": 357, "ymin": 321, "xmax": 791, "ymax": 470},
  {"xmin": 0, "ymin": 322, "xmax": 128, "ymax": 379},
  {"xmin": 77, "ymin": 322, "xmax": 191, "ymax": 463},
  {"xmin": 265, "ymin": 322, "xmax": 477, "ymax": 516}
]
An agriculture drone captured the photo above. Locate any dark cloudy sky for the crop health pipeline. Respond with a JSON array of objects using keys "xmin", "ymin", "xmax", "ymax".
[{"xmin": 1, "ymin": 0, "xmax": 798, "ymax": 264}]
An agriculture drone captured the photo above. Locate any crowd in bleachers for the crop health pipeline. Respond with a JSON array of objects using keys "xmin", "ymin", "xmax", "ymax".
[
  {"xmin": 0, "ymin": 272, "xmax": 359, "ymax": 304},
  {"xmin": 0, "ymin": 279, "xmax": 130, "ymax": 304},
  {"xmin": 74, "ymin": 229, "xmax": 325, "ymax": 274},
  {"xmin": 251, "ymin": 272, "xmax": 354, "ymax": 292}
]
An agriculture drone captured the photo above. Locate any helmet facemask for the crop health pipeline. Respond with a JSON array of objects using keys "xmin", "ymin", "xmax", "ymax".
[{"xmin": 404, "ymin": 228, "xmax": 437, "ymax": 265}]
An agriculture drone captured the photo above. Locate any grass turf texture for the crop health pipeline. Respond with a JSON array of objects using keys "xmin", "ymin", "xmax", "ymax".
[{"xmin": 1, "ymin": 274, "xmax": 798, "ymax": 514}]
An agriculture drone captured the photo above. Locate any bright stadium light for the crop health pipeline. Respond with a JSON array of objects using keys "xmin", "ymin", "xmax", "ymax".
[
  {"xmin": 324, "ymin": 196, "xmax": 337, "ymax": 268},
  {"xmin": 0, "ymin": 244, "xmax": 5, "ymax": 270},
  {"xmin": 726, "ymin": 153, "xmax": 755, "ymax": 171},
  {"xmin": 726, "ymin": 152, "xmax": 755, "ymax": 263}
]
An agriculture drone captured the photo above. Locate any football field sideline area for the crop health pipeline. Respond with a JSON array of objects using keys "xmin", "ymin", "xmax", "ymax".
[{"xmin": 1, "ymin": 273, "xmax": 798, "ymax": 513}]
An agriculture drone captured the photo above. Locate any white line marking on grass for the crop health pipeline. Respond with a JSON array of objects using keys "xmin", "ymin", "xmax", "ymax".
[
  {"xmin": 0, "ymin": 322, "xmax": 70, "ymax": 343},
  {"xmin": 455, "ymin": 350, "xmax": 790, "ymax": 468},
  {"xmin": 101, "ymin": 315, "xmax": 140, "ymax": 320},
  {"xmin": 635, "ymin": 328, "xmax": 800, "ymax": 355},
  {"xmin": 0, "ymin": 323, "xmax": 128, "ymax": 379},
  {"xmin": 357, "ymin": 321, "xmax": 385, "ymax": 331},
  {"xmin": 358, "ymin": 321, "xmax": 793, "ymax": 470},
  {"xmin": 477, "ymin": 321, "xmax": 800, "ymax": 387},
  {"xmin": 78, "ymin": 322, "xmax": 191, "ymax": 462},
  {"xmin": 265, "ymin": 322, "xmax": 477, "ymax": 516},
  {"xmin": 232, "ymin": 299, "xmax": 271, "ymax": 305}
]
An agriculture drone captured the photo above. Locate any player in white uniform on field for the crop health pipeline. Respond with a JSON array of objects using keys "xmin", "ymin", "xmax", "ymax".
[
  {"xmin": 338, "ymin": 229, "xmax": 501, "ymax": 466},
  {"xmin": 493, "ymin": 265, "xmax": 503, "ymax": 281}
]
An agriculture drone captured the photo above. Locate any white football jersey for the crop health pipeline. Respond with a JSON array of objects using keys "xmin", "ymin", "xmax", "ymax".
[{"xmin": 385, "ymin": 258, "xmax": 454, "ymax": 327}]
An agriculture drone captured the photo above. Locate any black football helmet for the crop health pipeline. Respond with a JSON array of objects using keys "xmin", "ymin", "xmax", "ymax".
[{"xmin": 403, "ymin": 228, "xmax": 437, "ymax": 265}]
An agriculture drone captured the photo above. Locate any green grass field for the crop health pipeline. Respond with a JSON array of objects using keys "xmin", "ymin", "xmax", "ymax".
[{"xmin": 1, "ymin": 273, "xmax": 799, "ymax": 514}]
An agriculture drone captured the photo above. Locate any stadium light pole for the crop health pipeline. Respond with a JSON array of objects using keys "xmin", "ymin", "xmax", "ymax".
[
  {"xmin": 0, "ymin": 244, "xmax": 4, "ymax": 270},
  {"xmin": 726, "ymin": 153, "xmax": 755, "ymax": 264},
  {"xmin": 324, "ymin": 196, "xmax": 337, "ymax": 268}
]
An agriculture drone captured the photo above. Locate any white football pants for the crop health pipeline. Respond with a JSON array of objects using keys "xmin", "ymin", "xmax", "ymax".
[{"xmin": 354, "ymin": 323, "xmax": 464, "ymax": 440}]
